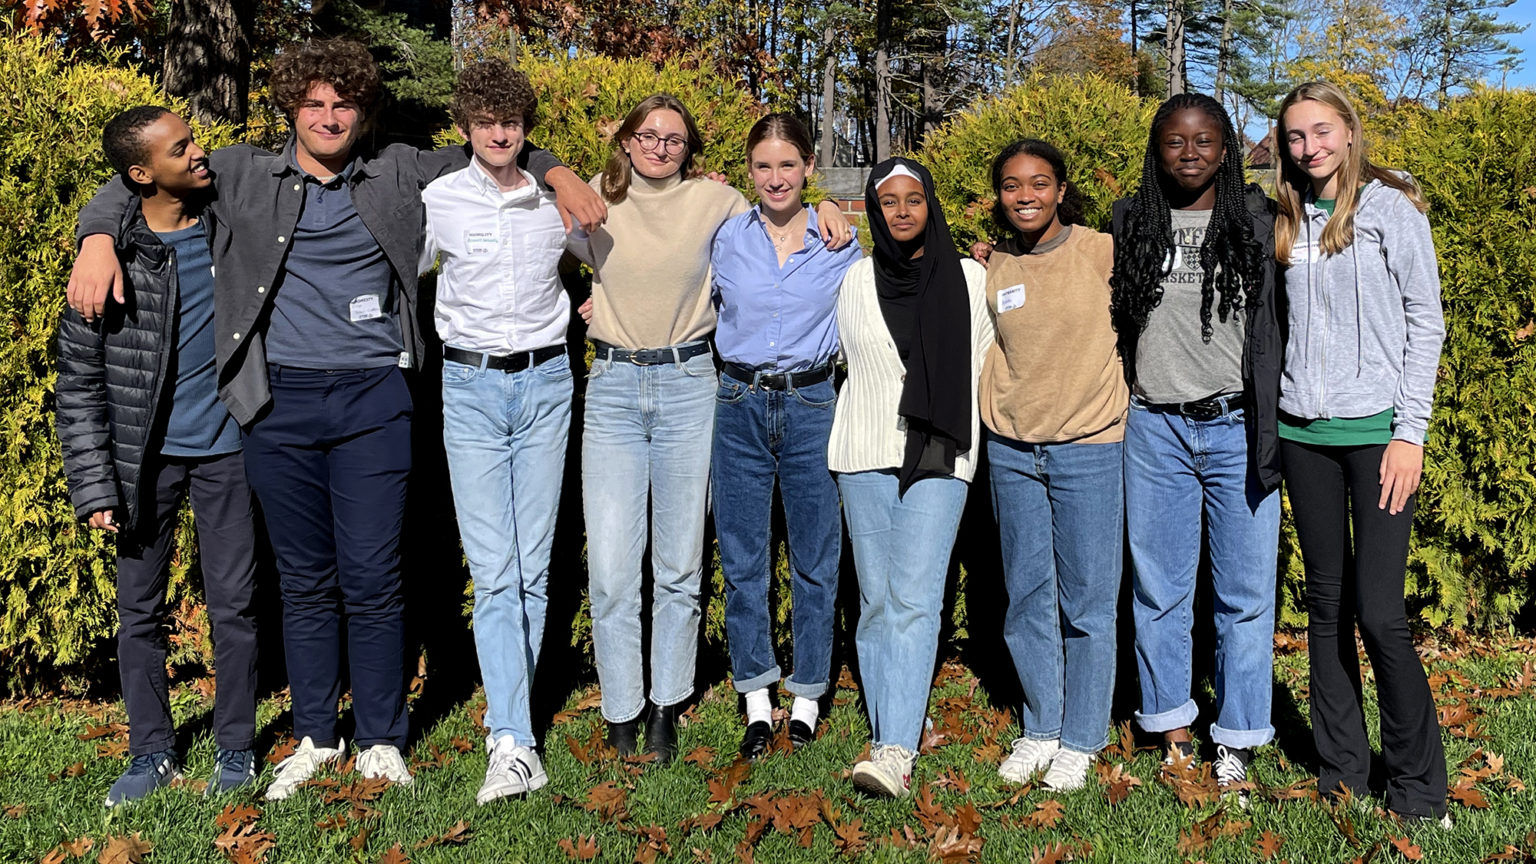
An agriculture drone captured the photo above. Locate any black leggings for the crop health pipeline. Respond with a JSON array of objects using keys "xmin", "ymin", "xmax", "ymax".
[{"xmin": 1280, "ymin": 439, "xmax": 1446, "ymax": 818}]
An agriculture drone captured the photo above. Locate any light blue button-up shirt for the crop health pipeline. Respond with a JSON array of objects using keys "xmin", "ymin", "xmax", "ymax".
[{"xmin": 711, "ymin": 205, "xmax": 863, "ymax": 372}]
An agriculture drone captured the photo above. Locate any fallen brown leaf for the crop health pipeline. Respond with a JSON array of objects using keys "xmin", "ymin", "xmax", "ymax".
[
  {"xmin": 1025, "ymin": 799, "xmax": 1065, "ymax": 830},
  {"xmin": 376, "ymin": 843, "xmax": 411, "ymax": 864},
  {"xmin": 1253, "ymin": 831, "xmax": 1284, "ymax": 860},
  {"xmin": 559, "ymin": 835, "xmax": 600, "ymax": 860},
  {"xmin": 98, "ymin": 833, "xmax": 153, "ymax": 864},
  {"xmin": 1390, "ymin": 835, "xmax": 1424, "ymax": 861}
]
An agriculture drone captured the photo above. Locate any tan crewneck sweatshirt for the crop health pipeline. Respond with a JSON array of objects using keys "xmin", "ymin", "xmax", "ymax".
[
  {"xmin": 979, "ymin": 227, "xmax": 1128, "ymax": 443},
  {"xmin": 576, "ymin": 171, "xmax": 749, "ymax": 349}
]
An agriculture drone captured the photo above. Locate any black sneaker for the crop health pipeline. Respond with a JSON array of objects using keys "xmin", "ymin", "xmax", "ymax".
[
  {"xmin": 205, "ymin": 748, "xmax": 258, "ymax": 796},
  {"xmin": 1214, "ymin": 744, "xmax": 1253, "ymax": 808},
  {"xmin": 105, "ymin": 749, "xmax": 182, "ymax": 808},
  {"xmin": 1162, "ymin": 740, "xmax": 1196, "ymax": 767}
]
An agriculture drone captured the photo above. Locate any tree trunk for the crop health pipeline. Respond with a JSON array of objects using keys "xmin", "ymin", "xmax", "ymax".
[
  {"xmin": 875, "ymin": 0, "xmax": 893, "ymax": 161},
  {"xmin": 1214, "ymin": 0, "xmax": 1234, "ymax": 100},
  {"xmin": 162, "ymin": 0, "xmax": 254, "ymax": 128},
  {"xmin": 1004, "ymin": 0, "xmax": 1022, "ymax": 85},
  {"xmin": 1165, "ymin": 0, "xmax": 1187, "ymax": 96},
  {"xmin": 1434, "ymin": 0, "xmax": 1455, "ymax": 106},
  {"xmin": 819, "ymin": 22, "xmax": 838, "ymax": 167}
]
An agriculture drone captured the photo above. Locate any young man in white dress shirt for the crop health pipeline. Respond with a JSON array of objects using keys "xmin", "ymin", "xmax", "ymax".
[{"xmin": 420, "ymin": 59, "xmax": 575, "ymax": 804}]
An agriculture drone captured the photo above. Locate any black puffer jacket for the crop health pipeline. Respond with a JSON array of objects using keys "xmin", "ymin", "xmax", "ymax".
[
  {"xmin": 1110, "ymin": 185, "xmax": 1284, "ymax": 492},
  {"xmin": 56, "ymin": 201, "xmax": 213, "ymax": 531}
]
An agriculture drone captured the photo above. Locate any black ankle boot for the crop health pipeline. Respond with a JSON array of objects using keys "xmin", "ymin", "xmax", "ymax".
[
  {"xmin": 644, "ymin": 702, "xmax": 679, "ymax": 764},
  {"xmin": 607, "ymin": 719, "xmax": 639, "ymax": 756}
]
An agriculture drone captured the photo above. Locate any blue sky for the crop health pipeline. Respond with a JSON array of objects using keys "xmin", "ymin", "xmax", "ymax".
[{"xmin": 1501, "ymin": 1, "xmax": 1536, "ymax": 88}]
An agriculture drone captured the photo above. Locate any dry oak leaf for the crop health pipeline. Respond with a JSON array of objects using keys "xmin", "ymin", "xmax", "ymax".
[
  {"xmin": 1025, "ymin": 799, "xmax": 1066, "ymax": 830},
  {"xmin": 1093, "ymin": 761, "xmax": 1142, "ymax": 806},
  {"xmin": 413, "ymin": 821, "xmax": 472, "ymax": 849},
  {"xmin": 678, "ymin": 811, "xmax": 723, "ymax": 834},
  {"xmin": 706, "ymin": 761, "xmax": 751, "ymax": 805},
  {"xmin": 1451, "ymin": 782, "xmax": 1491, "ymax": 809},
  {"xmin": 1253, "ymin": 831, "xmax": 1285, "ymax": 860},
  {"xmin": 1028, "ymin": 843, "xmax": 1077, "ymax": 864},
  {"xmin": 928, "ymin": 824, "xmax": 984, "ymax": 863},
  {"xmin": 4, "ymin": 803, "xmax": 26, "ymax": 818},
  {"xmin": 830, "ymin": 814, "xmax": 868, "ymax": 856},
  {"xmin": 1389, "ymin": 835, "xmax": 1424, "ymax": 861},
  {"xmin": 682, "ymin": 746, "xmax": 716, "ymax": 768},
  {"xmin": 376, "ymin": 843, "xmax": 411, "ymax": 864},
  {"xmin": 1176, "ymin": 811, "xmax": 1222, "ymax": 856},
  {"xmin": 98, "ymin": 833, "xmax": 153, "ymax": 864},
  {"xmin": 215, "ymin": 803, "xmax": 262, "ymax": 830},
  {"xmin": 76, "ymin": 723, "xmax": 129, "ymax": 741},
  {"xmin": 559, "ymin": 835, "xmax": 600, "ymax": 861},
  {"xmin": 583, "ymin": 781, "xmax": 631, "ymax": 821}
]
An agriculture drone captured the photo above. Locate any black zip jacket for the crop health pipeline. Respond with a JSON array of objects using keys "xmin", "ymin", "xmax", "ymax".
[
  {"xmin": 56, "ymin": 200, "xmax": 218, "ymax": 531},
  {"xmin": 1110, "ymin": 184, "xmax": 1284, "ymax": 492}
]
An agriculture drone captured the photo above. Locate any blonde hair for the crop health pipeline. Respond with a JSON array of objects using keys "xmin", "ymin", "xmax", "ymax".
[
  {"xmin": 1274, "ymin": 81, "xmax": 1427, "ymax": 265},
  {"xmin": 599, "ymin": 93, "xmax": 706, "ymax": 204}
]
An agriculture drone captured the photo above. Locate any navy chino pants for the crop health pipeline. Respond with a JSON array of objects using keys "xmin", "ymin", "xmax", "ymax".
[{"xmin": 243, "ymin": 365, "xmax": 413, "ymax": 750}]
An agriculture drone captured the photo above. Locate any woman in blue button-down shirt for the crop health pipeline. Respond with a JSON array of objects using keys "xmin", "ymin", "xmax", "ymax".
[{"xmin": 709, "ymin": 114, "xmax": 863, "ymax": 761}]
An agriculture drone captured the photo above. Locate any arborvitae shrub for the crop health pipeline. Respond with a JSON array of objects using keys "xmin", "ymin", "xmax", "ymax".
[{"xmin": 0, "ymin": 34, "xmax": 238, "ymax": 689}]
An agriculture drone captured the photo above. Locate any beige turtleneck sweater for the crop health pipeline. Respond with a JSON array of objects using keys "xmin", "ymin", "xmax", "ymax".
[
  {"xmin": 574, "ymin": 171, "xmax": 750, "ymax": 349},
  {"xmin": 979, "ymin": 227, "xmax": 1128, "ymax": 443}
]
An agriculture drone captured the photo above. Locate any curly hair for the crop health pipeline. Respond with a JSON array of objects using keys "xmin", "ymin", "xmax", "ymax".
[
  {"xmin": 451, "ymin": 59, "xmax": 538, "ymax": 132},
  {"xmin": 102, "ymin": 105, "xmax": 172, "ymax": 182},
  {"xmin": 1109, "ymin": 93, "xmax": 1264, "ymax": 383},
  {"xmin": 599, "ymin": 93, "xmax": 705, "ymax": 204},
  {"xmin": 270, "ymin": 38, "xmax": 382, "ymax": 120},
  {"xmin": 988, "ymin": 138, "xmax": 1087, "ymax": 239}
]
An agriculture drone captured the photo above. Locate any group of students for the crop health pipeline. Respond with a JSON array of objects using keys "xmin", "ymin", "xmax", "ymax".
[{"xmin": 57, "ymin": 36, "xmax": 1448, "ymax": 827}]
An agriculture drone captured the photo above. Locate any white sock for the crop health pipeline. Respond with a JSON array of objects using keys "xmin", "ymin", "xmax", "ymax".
[
  {"xmin": 790, "ymin": 696, "xmax": 818, "ymax": 728},
  {"xmin": 745, "ymin": 688, "xmax": 772, "ymax": 725}
]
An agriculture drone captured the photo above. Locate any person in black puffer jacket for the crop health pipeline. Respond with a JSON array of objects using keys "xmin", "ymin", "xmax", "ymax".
[{"xmin": 55, "ymin": 106, "xmax": 260, "ymax": 808}]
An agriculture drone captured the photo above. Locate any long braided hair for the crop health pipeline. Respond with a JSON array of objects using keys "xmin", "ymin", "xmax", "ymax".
[{"xmin": 1110, "ymin": 93, "xmax": 1264, "ymax": 381}]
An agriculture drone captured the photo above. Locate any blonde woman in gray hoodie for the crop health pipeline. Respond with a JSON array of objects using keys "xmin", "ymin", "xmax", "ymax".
[{"xmin": 1274, "ymin": 80, "xmax": 1448, "ymax": 827}]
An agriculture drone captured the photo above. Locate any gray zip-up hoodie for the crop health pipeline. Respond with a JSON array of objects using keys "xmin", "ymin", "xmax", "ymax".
[{"xmin": 1278, "ymin": 177, "xmax": 1445, "ymax": 445}]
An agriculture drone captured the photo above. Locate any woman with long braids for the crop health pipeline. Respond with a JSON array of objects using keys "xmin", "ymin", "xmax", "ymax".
[
  {"xmin": 831, "ymin": 158, "xmax": 993, "ymax": 798},
  {"xmin": 981, "ymin": 139, "xmax": 1128, "ymax": 793},
  {"xmin": 1110, "ymin": 93, "xmax": 1283, "ymax": 793},
  {"xmin": 1275, "ymin": 81, "xmax": 1447, "ymax": 825},
  {"xmin": 571, "ymin": 95, "xmax": 850, "ymax": 764}
]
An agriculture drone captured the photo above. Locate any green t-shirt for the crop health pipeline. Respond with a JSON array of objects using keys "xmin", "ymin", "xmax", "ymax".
[
  {"xmin": 1315, "ymin": 197, "xmax": 1336, "ymax": 215},
  {"xmin": 1278, "ymin": 408, "xmax": 1394, "ymax": 446}
]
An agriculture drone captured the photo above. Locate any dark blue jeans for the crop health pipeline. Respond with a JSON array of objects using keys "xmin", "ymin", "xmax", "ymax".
[
  {"xmin": 243, "ymin": 365, "xmax": 412, "ymax": 749},
  {"xmin": 711, "ymin": 375, "xmax": 841, "ymax": 699}
]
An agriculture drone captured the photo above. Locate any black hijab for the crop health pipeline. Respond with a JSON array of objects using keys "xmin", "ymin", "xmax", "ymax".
[{"xmin": 865, "ymin": 157, "xmax": 973, "ymax": 494}]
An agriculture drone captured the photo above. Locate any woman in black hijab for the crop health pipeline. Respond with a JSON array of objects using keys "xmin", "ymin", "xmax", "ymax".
[{"xmin": 826, "ymin": 157, "xmax": 995, "ymax": 798}]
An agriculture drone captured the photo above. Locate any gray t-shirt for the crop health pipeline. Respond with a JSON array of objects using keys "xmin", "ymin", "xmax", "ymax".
[{"xmin": 1133, "ymin": 208, "xmax": 1245, "ymax": 403}]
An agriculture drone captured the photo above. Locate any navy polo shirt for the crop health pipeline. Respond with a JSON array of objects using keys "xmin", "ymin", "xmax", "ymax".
[
  {"xmin": 264, "ymin": 162, "xmax": 403, "ymax": 369},
  {"xmin": 157, "ymin": 222, "xmax": 240, "ymax": 457}
]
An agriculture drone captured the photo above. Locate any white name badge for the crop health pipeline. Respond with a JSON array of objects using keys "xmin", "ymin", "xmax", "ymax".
[
  {"xmin": 997, "ymin": 283, "xmax": 1026, "ymax": 313},
  {"xmin": 465, "ymin": 230, "xmax": 497, "ymax": 255},
  {"xmin": 349, "ymin": 294, "xmax": 383, "ymax": 322}
]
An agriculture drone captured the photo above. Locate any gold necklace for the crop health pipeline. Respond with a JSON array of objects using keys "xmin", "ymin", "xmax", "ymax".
[{"xmin": 764, "ymin": 214, "xmax": 804, "ymax": 250}]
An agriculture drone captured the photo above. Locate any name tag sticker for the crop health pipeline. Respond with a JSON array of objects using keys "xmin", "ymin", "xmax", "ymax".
[
  {"xmin": 465, "ymin": 230, "xmax": 496, "ymax": 255},
  {"xmin": 349, "ymin": 294, "xmax": 383, "ymax": 322},
  {"xmin": 997, "ymin": 283, "xmax": 1026, "ymax": 313}
]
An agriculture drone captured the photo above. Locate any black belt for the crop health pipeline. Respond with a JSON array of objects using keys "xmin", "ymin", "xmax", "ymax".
[
  {"xmin": 591, "ymin": 340, "xmax": 711, "ymax": 366},
  {"xmin": 444, "ymin": 344, "xmax": 565, "ymax": 372},
  {"xmin": 722, "ymin": 361, "xmax": 833, "ymax": 391},
  {"xmin": 1142, "ymin": 392, "xmax": 1248, "ymax": 421}
]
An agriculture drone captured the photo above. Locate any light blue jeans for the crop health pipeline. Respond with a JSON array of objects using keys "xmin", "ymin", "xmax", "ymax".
[
  {"xmin": 442, "ymin": 352, "xmax": 573, "ymax": 747},
  {"xmin": 1126, "ymin": 398, "xmax": 1281, "ymax": 748},
  {"xmin": 988, "ymin": 433, "xmax": 1123, "ymax": 754},
  {"xmin": 837, "ymin": 470, "xmax": 968, "ymax": 752},
  {"xmin": 582, "ymin": 348, "xmax": 717, "ymax": 723}
]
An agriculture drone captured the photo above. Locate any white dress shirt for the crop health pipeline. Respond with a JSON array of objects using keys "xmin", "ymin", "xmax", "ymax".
[{"xmin": 421, "ymin": 161, "xmax": 571, "ymax": 354}]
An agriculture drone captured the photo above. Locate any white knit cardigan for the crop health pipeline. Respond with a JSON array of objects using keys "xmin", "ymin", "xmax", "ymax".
[{"xmin": 828, "ymin": 257, "xmax": 995, "ymax": 482}]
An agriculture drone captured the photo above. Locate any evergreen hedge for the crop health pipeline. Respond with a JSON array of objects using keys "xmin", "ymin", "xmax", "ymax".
[{"xmin": 2, "ymin": 32, "xmax": 1530, "ymax": 689}]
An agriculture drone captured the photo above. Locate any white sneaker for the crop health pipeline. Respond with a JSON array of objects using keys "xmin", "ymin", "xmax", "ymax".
[
  {"xmin": 477, "ymin": 735, "xmax": 548, "ymax": 805},
  {"xmin": 265, "ymin": 736, "xmax": 345, "ymax": 801},
  {"xmin": 356, "ymin": 744, "xmax": 414, "ymax": 787},
  {"xmin": 998, "ymin": 737, "xmax": 1060, "ymax": 783},
  {"xmin": 851, "ymin": 744, "xmax": 914, "ymax": 799},
  {"xmin": 1042, "ymin": 747, "xmax": 1094, "ymax": 792}
]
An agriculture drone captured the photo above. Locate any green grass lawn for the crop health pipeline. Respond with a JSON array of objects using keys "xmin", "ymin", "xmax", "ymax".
[{"xmin": 1, "ymin": 635, "xmax": 1533, "ymax": 863}]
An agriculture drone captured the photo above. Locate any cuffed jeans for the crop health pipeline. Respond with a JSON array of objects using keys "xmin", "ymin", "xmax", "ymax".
[
  {"xmin": 1126, "ymin": 399, "xmax": 1281, "ymax": 749},
  {"xmin": 243, "ymin": 365, "xmax": 412, "ymax": 749},
  {"xmin": 1281, "ymin": 439, "xmax": 1447, "ymax": 818},
  {"xmin": 442, "ymin": 351, "xmax": 573, "ymax": 747},
  {"xmin": 117, "ymin": 451, "xmax": 259, "ymax": 756},
  {"xmin": 582, "ymin": 348, "xmax": 716, "ymax": 723},
  {"xmin": 712, "ymin": 374, "xmax": 841, "ymax": 699},
  {"xmin": 837, "ymin": 470, "xmax": 967, "ymax": 752},
  {"xmin": 988, "ymin": 433, "xmax": 1122, "ymax": 755}
]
